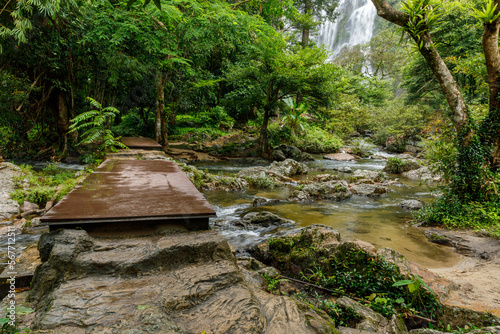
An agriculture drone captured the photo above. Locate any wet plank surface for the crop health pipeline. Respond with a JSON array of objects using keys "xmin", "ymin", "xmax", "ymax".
[
  {"xmin": 41, "ymin": 160, "xmax": 216, "ymax": 224},
  {"xmin": 121, "ymin": 137, "xmax": 163, "ymax": 150}
]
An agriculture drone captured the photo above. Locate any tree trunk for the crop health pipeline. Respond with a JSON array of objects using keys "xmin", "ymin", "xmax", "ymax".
[
  {"xmin": 301, "ymin": 0, "xmax": 312, "ymax": 48},
  {"xmin": 256, "ymin": 83, "xmax": 273, "ymax": 159},
  {"xmin": 370, "ymin": 0, "xmax": 469, "ymax": 138},
  {"xmin": 370, "ymin": 0, "xmax": 500, "ymax": 197},
  {"xmin": 54, "ymin": 89, "xmax": 71, "ymax": 156},
  {"xmin": 155, "ymin": 72, "xmax": 168, "ymax": 150},
  {"xmin": 482, "ymin": 8, "xmax": 500, "ymax": 169}
]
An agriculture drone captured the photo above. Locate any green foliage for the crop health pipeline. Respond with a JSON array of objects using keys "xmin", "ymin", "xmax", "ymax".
[
  {"xmin": 268, "ymin": 123, "xmax": 293, "ymax": 147},
  {"xmin": 416, "ymin": 193, "xmax": 500, "ymax": 239},
  {"xmin": 10, "ymin": 164, "xmax": 86, "ymax": 207},
  {"xmin": 69, "ymin": 97, "xmax": 127, "ymax": 162},
  {"xmin": 400, "ymin": 0, "xmax": 442, "ymax": 49},
  {"xmin": 281, "ymin": 102, "xmax": 308, "ymax": 134},
  {"xmin": 113, "ymin": 108, "xmax": 154, "ymax": 137},
  {"xmin": 262, "ymin": 274, "xmax": 289, "ymax": 295},
  {"xmin": 294, "ymin": 126, "xmax": 342, "ymax": 153},
  {"xmin": 318, "ymin": 299, "xmax": 361, "ymax": 328},
  {"xmin": 266, "ymin": 234, "xmax": 442, "ymax": 320},
  {"xmin": 175, "ymin": 107, "xmax": 235, "ymax": 131},
  {"xmin": 349, "ymin": 138, "xmax": 375, "ymax": 158},
  {"xmin": 385, "ymin": 157, "xmax": 408, "ymax": 174},
  {"xmin": 470, "ymin": 0, "xmax": 500, "ymax": 24},
  {"xmin": 371, "ymin": 98, "xmax": 429, "ymax": 149},
  {"xmin": 321, "ymin": 95, "xmax": 371, "ymax": 138}
]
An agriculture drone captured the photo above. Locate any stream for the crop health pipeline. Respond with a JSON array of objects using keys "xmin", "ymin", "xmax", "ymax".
[
  {"xmin": 1, "ymin": 154, "xmax": 463, "ymax": 271},
  {"xmin": 192, "ymin": 153, "xmax": 463, "ymax": 269}
]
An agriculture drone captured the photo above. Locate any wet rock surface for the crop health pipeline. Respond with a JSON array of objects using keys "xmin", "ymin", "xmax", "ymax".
[
  {"xmin": 233, "ymin": 211, "xmax": 294, "ymax": 229},
  {"xmin": 351, "ymin": 169, "xmax": 386, "ymax": 183},
  {"xmin": 324, "ymin": 153, "xmax": 358, "ymax": 161},
  {"xmin": 237, "ymin": 159, "xmax": 309, "ymax": 182},
  {"xmin": 403, "ymin": 167, "xmax": 440, "ymax": 182},
  {"xmin": 290, "ymin": 180, "xmax": 352, "ymax": 201},
  {"xmin": 0, "ymin": 162, "xmax": 20, "ymax": 221},
  {"xmin": 350, "ymin": 184, "xmax": 389, "ymax": 197},
  {"xmin": 400, "ymin": 200, "xmax": 424, "ymax": 210},
  {"xmin": 273, "ymin": 145, "xmax": 315, "ymax": 162},
  {"xmin": 25, "ymin": 228, "xmax": 337, "ymax": 333}
]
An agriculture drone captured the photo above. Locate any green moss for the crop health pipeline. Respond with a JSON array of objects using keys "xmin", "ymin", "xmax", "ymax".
[
  {"xmin": 10, "ymin": 164, "xmax": 86, "ymax": 207},
  {"xmin": 263, "ymin": 231, "xmax": 441, "ymax": 320}
]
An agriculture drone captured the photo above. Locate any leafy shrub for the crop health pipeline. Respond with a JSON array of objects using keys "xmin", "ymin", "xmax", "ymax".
[
  {"xmin": 384, "ymin": 157, "xmax": 406, "ymax": 173},
  {"xmin": 350, "ymin": 138, "xmax": 375, "ymax": 157},
  {"xmin": 10, "ymin": 164, "xmax": 86, "ymax": 207},
  {"xmin": 175, "ymin": 106, "xmax": 235, "ymax": 130},
  {"xmin": 69, "ymin": 97, "xmax": 127, "ymax": 163},
  {"xmin": 416, "ymin": 192, "xmax": 500, "ymax": 239},
  {"xmin": 371, "ymin": 99, "xmax": 429, "ymax": 148},
  {"xmin": 322, "ymin": 94, "xmax": 372, "ymax": 138},
  {"xmin": 268, "ymin": 123, "xmax": 293, "ymax": 147},
  {"xmin": 172, "ymin": 127, "xmax": 229, "ymax": 142},
  {"xmin": 264, "ymin": 234, "xmax": 441, "ymax": 320},
  {"xmin": 294, "ymin": 126, "xmax": 342, "ymax": 153}
]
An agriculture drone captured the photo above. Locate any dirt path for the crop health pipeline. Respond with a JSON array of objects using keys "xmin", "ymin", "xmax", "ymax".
[{"xmin": 424, "ymin": 228, "xmax": 500, "ymax": 316}]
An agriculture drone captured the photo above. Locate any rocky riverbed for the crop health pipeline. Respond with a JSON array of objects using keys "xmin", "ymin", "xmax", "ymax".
[{"xmin": 0, "ymin": 152, "xmax": 499, "ymax": 333}]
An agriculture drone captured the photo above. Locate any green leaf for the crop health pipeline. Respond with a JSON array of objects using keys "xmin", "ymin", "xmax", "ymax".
[
  {"xmin": 392, "ymin": 280, "xmax": 414, "ymax": 287},
  {"xmin": 137, "ymin": 305, "xmax": 151, "ymax": 310},
  {"xmin": 15, "ymin": 306, "xmax": 34, "ymax": 315}
]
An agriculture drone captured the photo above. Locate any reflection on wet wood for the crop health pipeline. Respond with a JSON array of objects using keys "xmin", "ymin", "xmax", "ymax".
[{"xmin": 41, "ymin": 160, "xmax": 216, "ymax": 230}]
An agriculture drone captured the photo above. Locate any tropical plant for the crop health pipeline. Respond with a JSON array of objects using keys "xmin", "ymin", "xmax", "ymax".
[{"xmin": 68, "ymin": 97, "xmax": 127, "ymax": 162}]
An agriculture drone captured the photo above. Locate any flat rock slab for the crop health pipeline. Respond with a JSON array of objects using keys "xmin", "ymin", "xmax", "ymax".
[
  {"xmin": 121, "ymin": 136, "xmax": 163, "ymax": 150},
  {"xmin": 323, "ymin": 153, "xmax": 357, "ymax": 161},
  {"xmin": 24, "ymin": 229, "xmax": 337, "ymax": 333},
  {"xmin": 41, "ymin": 159, "xmax": 215, "ymax": 227}
]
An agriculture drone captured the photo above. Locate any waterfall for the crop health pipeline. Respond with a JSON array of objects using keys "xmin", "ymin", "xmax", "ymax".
[{"xmin": 317, "ymin": 0, "xmax": 377, "ymax": 57}]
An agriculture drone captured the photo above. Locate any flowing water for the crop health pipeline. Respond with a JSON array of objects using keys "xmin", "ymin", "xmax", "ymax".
[
  {"xmin": 317, "ymin": 0, "xmax": 377, "ymax": 56},
  {"xmin": 192, "ymin": 154, "xmax": 463, "ymax": 269}
]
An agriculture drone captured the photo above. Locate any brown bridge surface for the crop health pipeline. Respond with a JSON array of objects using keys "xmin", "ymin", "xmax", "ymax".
[
  {"xmin": 41, "ymin": 159, "xmax": 216, "ymax": 230},
  {"xmin": 121, "ymin": 136, "xmax": 163, "ymax": 150}
]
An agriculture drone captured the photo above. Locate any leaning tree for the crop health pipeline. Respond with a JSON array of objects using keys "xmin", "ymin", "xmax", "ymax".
[{"xmin": 371, "ymin": 0, "xmax": 500, "ymax": 200}]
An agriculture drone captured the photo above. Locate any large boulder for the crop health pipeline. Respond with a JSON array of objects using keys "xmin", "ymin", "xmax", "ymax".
[
  {"xmin": 351, "ymin": 169, "xmax": 386, "ymax": 183},
  {"xmin": 273, "ymin": 145, "xmax": 315, "ymax": 162},
  {"xmin": 290, "ymin": 180, "xmax": 352, "ymax": 201},
  {"xmin": 269, "ymin": 159, "xmax": 309, "ymax": 177},
  {"xmin": 350, "ymin": 184, "xmax": 389, "ymax": 197},
  {"xmin": 400, "ymin": 200, "xmax": 424, "ymax": 210},
  {"xmin": 233, "ymin": 211, "xmax": 294, "ymax": 229},
  {"xmin": 237, "ymin": 166, "xmax": 269, "ymax": 179},
  {"xmin": 383, "ymin": 159, "xmax": 421, "ymax": 174},
  {"xmin": 402, "ymin": 167, "xmax": 440, "ymax": 182},
  {"xmin": 26, "ymin": 229, "xmax": 337, "ymax": 333},
  {"xmin": 237, "ymin": 159, "xmax": 309, "ymax": 186}
]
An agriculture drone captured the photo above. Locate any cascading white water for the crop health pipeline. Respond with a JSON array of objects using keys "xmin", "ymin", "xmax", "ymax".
[{"xmin": 317, "ymin": 0, "xmax": 377, "ymax": 57}]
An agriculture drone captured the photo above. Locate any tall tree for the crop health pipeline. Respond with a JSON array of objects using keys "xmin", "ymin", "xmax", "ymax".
[{"xmin": 370, "ymin": 0, "xmax": 500, "ymax": 198}]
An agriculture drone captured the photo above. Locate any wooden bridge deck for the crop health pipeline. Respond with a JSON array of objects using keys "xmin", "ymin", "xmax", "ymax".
[
  {"xmin": 121, "ymin": 136, "xmax": 163, "ymax": 150},
  {"xmin": 41, "ymin": 159, "xmax": 216, "ymax": 230}
]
